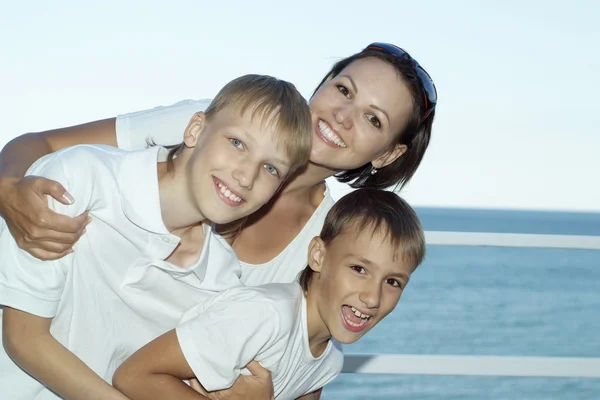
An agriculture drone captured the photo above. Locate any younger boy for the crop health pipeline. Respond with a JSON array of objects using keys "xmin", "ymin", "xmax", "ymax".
[
  {"xmin": 113, "ymin": 188, "xmax": 426, "ymax": 399},
  {"xmin": 0, "ymin": 74, "xmax": 312, "ymax": 400}
]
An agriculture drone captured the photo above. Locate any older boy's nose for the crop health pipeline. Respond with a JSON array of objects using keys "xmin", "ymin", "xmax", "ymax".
[{"xmin": 232, "ymin": 160, "xmax": 259, "ymax": 190}]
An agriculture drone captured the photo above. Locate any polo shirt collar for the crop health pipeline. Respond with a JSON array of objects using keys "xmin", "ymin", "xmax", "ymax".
[{"xmin": 118, "ymin": 146, "xmax": 171, "ymax": 235}]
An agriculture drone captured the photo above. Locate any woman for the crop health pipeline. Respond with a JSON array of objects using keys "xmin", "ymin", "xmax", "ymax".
[{"xmin": 0, "ymin": 42, "xmax": 437, "ymax": 399}]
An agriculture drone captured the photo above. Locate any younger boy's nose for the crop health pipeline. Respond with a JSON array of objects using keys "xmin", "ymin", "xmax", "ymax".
[{"xmin": 358, "ymin": 282, "xmax": 381, "ymax": 309}]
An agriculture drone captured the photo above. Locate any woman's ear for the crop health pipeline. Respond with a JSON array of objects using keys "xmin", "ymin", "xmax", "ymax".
[
  {"xmin": 373, "ymin": 142, "xmax": 408, "ymax": 168},
  {"xmin": 307, "ymin": 237, "xmax": 326, "ymax": 273},
  {"xmin": 182, "ymin": 112, "xmax": 207, "ymax": 148}
]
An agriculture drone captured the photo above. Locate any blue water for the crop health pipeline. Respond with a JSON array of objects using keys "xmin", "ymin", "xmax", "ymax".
[{"xmin": 322, "ymin": 208, "xmax": 600, "ymax": 400}]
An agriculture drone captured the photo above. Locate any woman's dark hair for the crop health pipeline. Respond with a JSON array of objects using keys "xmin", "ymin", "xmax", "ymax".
[{"xmin": 312, "ymin": 50, "xmax": 436, "ymax": 190}]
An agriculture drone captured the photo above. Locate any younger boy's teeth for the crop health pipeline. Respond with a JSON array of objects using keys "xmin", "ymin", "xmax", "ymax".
[{"xmin": 350, "ymin": 306, "xmax": 370, "ymax": 319}]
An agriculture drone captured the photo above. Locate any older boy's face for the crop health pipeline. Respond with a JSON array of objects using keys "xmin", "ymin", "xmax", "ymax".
[
  {"xmin": 307, "ymin": 226, "xmax": 415, "ymax": 344},
  {"xmin": 178, "ymin": 108, "xmax": 292, "ymax": 224}
]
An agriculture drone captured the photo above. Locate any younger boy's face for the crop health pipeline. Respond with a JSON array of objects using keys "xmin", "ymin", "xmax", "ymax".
[
  {"xmin": 179, "ymin": 108, "xmax": 292, "ymax": 224},
  {"xmin": 307, "ymin": 225, "xmax": 415, "ymax": 344}
]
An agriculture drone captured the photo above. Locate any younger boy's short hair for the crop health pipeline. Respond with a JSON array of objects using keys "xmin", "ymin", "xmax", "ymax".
[
  {"xmin": 299, "ymin": 188, "xmax": 426, "ymax": 292},
  {"xmin": 166, "ymin": 74, "xmax": 312, "ymax": 176}
]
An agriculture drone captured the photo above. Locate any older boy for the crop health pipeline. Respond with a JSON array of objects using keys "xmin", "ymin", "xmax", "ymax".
[{"xmin": 0, "ymin": 74, "xmax": 312, "ymax": 400}]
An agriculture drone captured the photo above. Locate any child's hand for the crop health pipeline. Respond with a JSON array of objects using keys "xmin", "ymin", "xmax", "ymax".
[{"xmin": 191, "ymin": 361, "xmax": 274, "ymax": 400}]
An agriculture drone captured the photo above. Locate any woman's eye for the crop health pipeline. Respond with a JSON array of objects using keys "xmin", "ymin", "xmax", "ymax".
[
  {"xmin": 367, "ymin": 114, "xmax": 381, "ymax": 129},
  {"xmin": 229, "ymin": 138, "xmax": 244, "ymax": 149},
  {"xmin": 351, "ymin": 265, "xmax": 366, "ymax": 274},
  {"xmin": 336, "ymin": 85, "xmax": 351, "ymax": 98},
  {"xmin": 264, "ymin": 164, "xmax": 279, "ymax": 177}
]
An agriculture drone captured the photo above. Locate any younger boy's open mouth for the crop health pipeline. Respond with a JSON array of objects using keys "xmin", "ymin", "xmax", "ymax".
[{"xmin": 340, "ymin": 305, "xmax": 372, "ymax": 333}]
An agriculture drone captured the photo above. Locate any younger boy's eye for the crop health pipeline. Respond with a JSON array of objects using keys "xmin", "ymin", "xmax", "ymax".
[
  {"xmin": 386, "ymin": 278, "xmax": 402, "ymax": 289},
  {"xmin": 264, "ymin": 164, "xmax": 279, "ymax": 177},
  {"xmin": 336, "ymin": 85, "xmax": 351, "ymax": 98},
  {"xmin": 229, "ymin": 138, "xmax": 244, "ymax": 150},
  {"xmin": 350, "ymin": 265, "xmax": 366, "ymax": 274}
]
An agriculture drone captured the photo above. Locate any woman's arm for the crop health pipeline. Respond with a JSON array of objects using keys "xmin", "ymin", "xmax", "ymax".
[
  {"xmin": 113, "ymin": 330, "xmax": 208, "ymax": 400},
  {"xmin": 2, "ymin": 307, "xmax": 129, "ymax": 400},
  {"xmin": 0, "ymin": 118, "xmax": 118, "ymax": 179},
  {"xmin": 0, "ymin": 118, "xmax": 116, "ymax": 260}
]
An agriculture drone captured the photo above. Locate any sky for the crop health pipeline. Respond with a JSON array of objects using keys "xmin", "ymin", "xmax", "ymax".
[{"xmin": 1, "ymin": 0, "xmax": 598, "ymax": 211}]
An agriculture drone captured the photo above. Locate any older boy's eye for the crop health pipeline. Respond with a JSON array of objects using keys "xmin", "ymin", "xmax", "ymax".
[
  {"xmin": 336, "ymin": 85, "xmax": 351, "ymax": 98},
  {"xmin": 229, "ymin": 138, "xmax": 244, "ymax": 150},
  {"xmin": 264, "ymin": 164, "xmax": 279, "ymax": 177},
  {"xmin": 350, "ymin": 265, "xmax": 366, "ymax": 274},
  {"xmin": 367, "ymin": 114, "xmax": 381, "ymax": 129}
]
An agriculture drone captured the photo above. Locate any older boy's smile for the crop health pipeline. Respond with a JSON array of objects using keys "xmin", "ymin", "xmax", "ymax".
[{"xmin": 213, "ymin": 177, "xmax": 245, "ymax": 206}]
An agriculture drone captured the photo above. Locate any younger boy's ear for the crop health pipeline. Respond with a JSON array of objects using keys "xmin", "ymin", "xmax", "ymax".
[
  {"xmin": 307, "ymin": 237, "xmax": 326, "ymax": 273},
  {"xmin": 183, "ymin": 112, "xmax": 207, "ymax": 148}
]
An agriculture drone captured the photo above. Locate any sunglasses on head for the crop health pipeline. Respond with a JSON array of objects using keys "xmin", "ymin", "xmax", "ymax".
[{"xmin": 364, "ymin": 42, "xmax": 437, "ymax": 123}]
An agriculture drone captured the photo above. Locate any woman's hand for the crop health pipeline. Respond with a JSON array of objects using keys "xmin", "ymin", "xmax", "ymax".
[
  {"xmin": 0, "ymin": 175, "xmax": 89, "ymax": 260},
  {"xmin": 189, "ymin": 361, "xmax": 274, "ymax": 400}
]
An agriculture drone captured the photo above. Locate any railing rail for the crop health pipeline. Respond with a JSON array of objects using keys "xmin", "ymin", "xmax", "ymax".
[
  {"xmin": 424, "ymin": 231, "xmax": 600, "ymax": 250},
  {"xmin": 340, "ymin": 231, "xmax": 600, "ymax": 379},
  {"xmin": 342, "ymin": 354, "xmax": 600, "ymax": 378}
]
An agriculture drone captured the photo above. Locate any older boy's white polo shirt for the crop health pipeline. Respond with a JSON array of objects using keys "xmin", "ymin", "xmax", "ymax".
[
  {"xmin": 0, "ymin": 144, "xmax": 242, "ymax": 399},
  {"xmin": 116, "ymin": 99, "xmax": 339, "ymax": 286}
]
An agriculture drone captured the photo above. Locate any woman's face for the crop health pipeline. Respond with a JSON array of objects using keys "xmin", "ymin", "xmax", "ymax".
[{"xmin": 308, "ymin": 57, "xmax": 414, "ymax": 171}]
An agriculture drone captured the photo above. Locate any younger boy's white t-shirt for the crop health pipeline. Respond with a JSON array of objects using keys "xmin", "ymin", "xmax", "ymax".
[
  {"xmin": 176, "ymin": 283, "xmax": 344, "ymax": 399},
  {"xmin": 0, "ymin": 144, "xmax": 242, "ymax": 399},
  {"xmin": 116, "ymin": 100, "xmax": 337, "ymax": 285}
]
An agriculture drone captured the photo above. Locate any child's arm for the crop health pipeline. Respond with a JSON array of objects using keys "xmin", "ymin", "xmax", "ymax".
[
  {"xmin": 115, "ymin": 298, "xmax": 280, "ymax": 400},
  {"xmin": 113, "ymin": 329, "xmax": 207, "ymax": 400},
  {"xmin": 0, "ymin": 148, "xmax": 129, "ymax": 399},
  {"xmin": 3, "ymin": 307, "xmax": 129, "ymax": 400},
  {"xmin": 114, "ymin": 331, "xmax": 275, "ymax": 400}
]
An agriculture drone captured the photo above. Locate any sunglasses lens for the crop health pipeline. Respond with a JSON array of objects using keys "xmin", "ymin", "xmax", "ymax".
[
  {"xmin": 366, "ymin": 43, "xmax": 407, "ymax": 58},
  {"xmin": 416, "ymin": 67, "xmax": 437, "ymax": 106},
  {"xmin": 365, "ymin": 42, "xmax": 437, "ymax": 115}
]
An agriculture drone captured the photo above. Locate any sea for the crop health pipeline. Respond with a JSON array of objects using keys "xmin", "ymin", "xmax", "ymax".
[{"xmin": 321, "ymin": 207, "xmax": 600, "ymax": 400}]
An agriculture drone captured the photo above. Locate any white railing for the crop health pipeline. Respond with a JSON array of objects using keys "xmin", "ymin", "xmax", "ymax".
[
  {"xmin": 342, "ymin": 354, "xmax": 600, "ymax": 378},
  {"xmin": 425, "ymin": 231, "xmax": 600, "ymax": 250},
  {"xmin": 342, "ymin": 231, "xmax": 600, "ymax": 379}
]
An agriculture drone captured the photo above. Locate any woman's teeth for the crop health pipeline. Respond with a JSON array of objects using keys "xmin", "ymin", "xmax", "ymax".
[{"xmin": 318, "ymin": 120, "xmax": 347, "ymax": 148}]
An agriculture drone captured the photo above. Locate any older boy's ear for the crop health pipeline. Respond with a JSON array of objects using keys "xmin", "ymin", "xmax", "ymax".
[
  {"xmin": 373, "ymin": 143, "xmax": 408, "ymax": 168},
  {"xmin": 307, "ymin": 237, "xmax": 326, "ymax": 273},
  {"xmin": 183, "ymin": 112, "xmax": 207, "ymax": 148}
]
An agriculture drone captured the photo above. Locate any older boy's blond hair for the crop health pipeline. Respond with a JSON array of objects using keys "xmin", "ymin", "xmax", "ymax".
[
  {"xmin": 203, "ymin": 74, "xmax": 312, "ymax": 174},
  {"xmin": 165, "ymin": 74, "xmax": 312, "ymax": 176}
]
